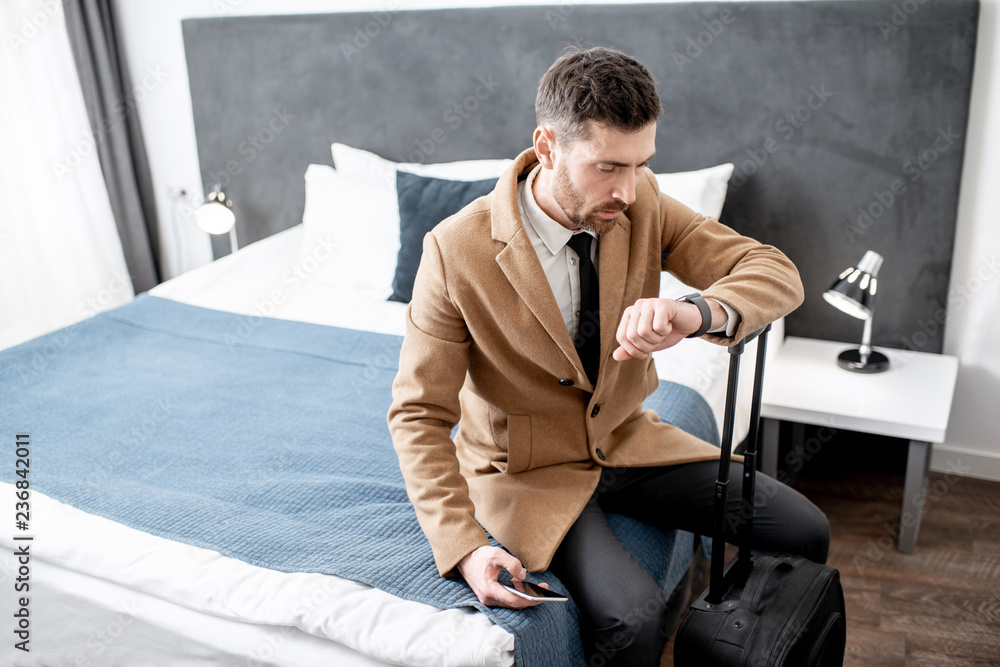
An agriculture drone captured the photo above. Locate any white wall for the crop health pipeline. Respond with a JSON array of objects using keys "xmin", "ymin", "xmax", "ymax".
[
  {"xmin": 939, "ymin": 1, "xmax": 1000, "ymax": 482},
  {"xmin": 115, "ymin": 0, "xmax": 1000, "ymax": 481}
]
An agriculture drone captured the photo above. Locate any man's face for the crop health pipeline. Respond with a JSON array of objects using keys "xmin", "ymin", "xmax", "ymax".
[{"xmin": 547, "ymin": 121, "xmax": 657, "ymax": 235}]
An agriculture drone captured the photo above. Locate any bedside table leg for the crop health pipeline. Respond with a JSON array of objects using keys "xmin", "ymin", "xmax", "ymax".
[
  {"xmin": 761, "ymin": 418, "xmax": 779, "ymax": 479},
  {"xmin": 898, "ymin": 440, "xmax": 932, "ymax": 554}
]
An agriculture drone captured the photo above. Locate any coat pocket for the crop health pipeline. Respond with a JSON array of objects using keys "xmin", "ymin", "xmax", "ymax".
[
  {"xmin": 490, "ymin": 413, "xmax": 533, "ymax": 474},
  {"xmin": 506, "ymin": 415, "xmax": 532, "ymax": 473}
]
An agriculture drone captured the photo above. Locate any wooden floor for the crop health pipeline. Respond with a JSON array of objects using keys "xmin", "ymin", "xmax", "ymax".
[{"xmin": 659, "ymin": 433, "xmax": 1000, "ymax": 666}]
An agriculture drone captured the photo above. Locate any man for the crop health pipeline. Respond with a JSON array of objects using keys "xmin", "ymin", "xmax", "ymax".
[{"xmin": 388, "ymin": 47, "xmax": 829, "ymax": 665}]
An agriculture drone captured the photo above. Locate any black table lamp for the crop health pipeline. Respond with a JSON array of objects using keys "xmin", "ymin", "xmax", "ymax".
[{"xmin": 822, "ymin": 250, "xmax": 889, "ymax": 373}]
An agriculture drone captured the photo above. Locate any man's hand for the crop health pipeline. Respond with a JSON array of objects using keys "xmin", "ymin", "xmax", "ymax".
[
  {"xmin": 613, "ymin": 297, "xmax": 722, "ymax": 361},
  {"xmin": 456, "ymin": 545, "xmax": 550, "ymax": 609}
]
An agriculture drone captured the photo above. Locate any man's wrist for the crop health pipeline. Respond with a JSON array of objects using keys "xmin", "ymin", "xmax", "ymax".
[
  {"xmin": 705, "ymin": 299, "xmax": 730, "ymax": 333},
  {"xmin": 704, "ymin": 298, "xmax": 738, "ymax": 336},
  {"xmin": 676, "ymin": 293, "xmax": 712, "ymax": 338}
]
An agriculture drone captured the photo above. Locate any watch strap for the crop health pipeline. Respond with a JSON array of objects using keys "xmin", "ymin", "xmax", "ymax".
[{"xmin": 677, "ymin": 293, "xmax": 712, "ymax": 338}]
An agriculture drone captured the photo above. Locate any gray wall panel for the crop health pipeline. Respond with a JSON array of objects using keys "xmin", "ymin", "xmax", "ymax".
[{"xmin": 182, "ymin": 1, "xmax": 978, "ymax": 351}]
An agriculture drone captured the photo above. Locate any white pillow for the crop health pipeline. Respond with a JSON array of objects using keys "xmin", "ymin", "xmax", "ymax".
[
  {"xmin": 331, "ymin": 143, "xmax": 512, "ymax": 191},
  {"xmin": 299, "ymin": 163, "xmax": 398, "ymax": 294},
  {"xmin": 310, "ymin": 147, "xmax": 732, "ymax": 296},
  {"xmin": 655, "ymin": 163, "xmax": 735, "ymax": 300},
  {"xmin": 322, "ymin": 144, "xmax": 512, "ymax": 293},
  {"xmin": 654, "ymin": 163, "xmax": 734, "ymax": 220}
]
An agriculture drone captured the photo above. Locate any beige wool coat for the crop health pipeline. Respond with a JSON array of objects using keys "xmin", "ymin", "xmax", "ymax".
[{"xmin": 387, "ymin": 148, "xmax": 804, "ymax": 578}]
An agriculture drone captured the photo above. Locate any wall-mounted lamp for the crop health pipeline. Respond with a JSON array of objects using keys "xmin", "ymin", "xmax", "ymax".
[
  {"xmin": 195, "ymin": 184, "xmax": 238, "ymax": 255},
  {"xmin": 823, "ymin": 250, "xmax": 889, "ymax": 373}
]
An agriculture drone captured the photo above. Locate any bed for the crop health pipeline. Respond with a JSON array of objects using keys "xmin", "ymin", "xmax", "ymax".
[{"xmin": 0, "ymin": 2, "xmax": 978, "ymax": 665}]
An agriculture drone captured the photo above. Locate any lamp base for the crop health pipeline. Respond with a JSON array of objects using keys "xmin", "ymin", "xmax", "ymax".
[{"xmin": 837, "ymin": 348, "xmax": 890, "ymax": 373}]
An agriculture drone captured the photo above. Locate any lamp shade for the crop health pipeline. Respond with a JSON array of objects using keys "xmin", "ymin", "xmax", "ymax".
[
  {"xmin": 193, "ymin": 185, "xmax": 239, "ymax": 255},
  {"xmin": 822, "ymin": 250, "xmax": 882, "ymax": 319},
  {"xmin": 194, "ymin": 200, "xmax": 236, "ymax": 235},
  {"xmin": 194, "ymin": 183, "xmax": 239, "ymax": 252}
]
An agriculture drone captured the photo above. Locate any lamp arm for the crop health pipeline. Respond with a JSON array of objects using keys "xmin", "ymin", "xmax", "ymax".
[{"xmin": 859, "ymin": 314, "xmax": 873, "ymax": 362}]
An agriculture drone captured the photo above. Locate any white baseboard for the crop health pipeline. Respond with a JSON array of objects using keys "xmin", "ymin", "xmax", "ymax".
[{"xmin": 930, "ymin": 444, "xmax": 1000, "ymax": 483}]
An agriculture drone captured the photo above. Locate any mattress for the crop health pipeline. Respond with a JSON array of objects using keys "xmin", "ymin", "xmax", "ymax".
[{"xmin": 0, "ymin": 224, "xmax": 777, "ymax": 666}]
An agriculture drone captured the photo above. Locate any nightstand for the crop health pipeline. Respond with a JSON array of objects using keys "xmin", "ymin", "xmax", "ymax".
[{"xmin": 760, "ymin": 336, "xmax": 959, "ymax": 553}]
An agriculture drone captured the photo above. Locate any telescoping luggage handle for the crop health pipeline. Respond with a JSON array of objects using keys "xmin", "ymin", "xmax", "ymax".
[{"xmin": 708, "ymin": 322, "xmax": 772, "ymax": 605}]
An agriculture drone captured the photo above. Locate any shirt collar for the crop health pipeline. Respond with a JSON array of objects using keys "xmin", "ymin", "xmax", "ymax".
[{"xmin": 521, "ymin": 165, "xmax": 595, "ymax": 255}]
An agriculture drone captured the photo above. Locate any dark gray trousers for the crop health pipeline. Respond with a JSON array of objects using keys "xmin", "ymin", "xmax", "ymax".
[{"xmin": 547, "ymin": 461, "xmax": 830, "ymax": 667}]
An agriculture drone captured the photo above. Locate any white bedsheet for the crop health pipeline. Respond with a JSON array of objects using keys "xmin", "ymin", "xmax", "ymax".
[{"xmin": 2, "ymin": 225, "xmax": 779, "ymax": 666}]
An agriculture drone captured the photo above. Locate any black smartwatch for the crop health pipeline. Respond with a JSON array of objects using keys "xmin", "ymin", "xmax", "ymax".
[{"xmin": 676, "ymin": 293, "xmax": 712, "ymax": 338}]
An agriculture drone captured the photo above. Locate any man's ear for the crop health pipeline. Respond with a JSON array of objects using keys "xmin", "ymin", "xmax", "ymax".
[{"xmin": 533, "ymin": 126, "xmax": 557, "ymax": 169}]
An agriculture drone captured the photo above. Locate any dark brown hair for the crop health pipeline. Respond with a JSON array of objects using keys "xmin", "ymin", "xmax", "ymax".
[{"xmin": 535, "ymin": 46, "xmax": 662, "ymax": 143}]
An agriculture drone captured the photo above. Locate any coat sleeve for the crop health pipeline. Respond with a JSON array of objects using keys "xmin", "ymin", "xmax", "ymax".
[
  {"xmin": 652, "ymin": 172, "xmax": 804, "ymax": 344},
  {"xmin": 387, "ymin": 232, "xmax": 491, "ymax": 578}
]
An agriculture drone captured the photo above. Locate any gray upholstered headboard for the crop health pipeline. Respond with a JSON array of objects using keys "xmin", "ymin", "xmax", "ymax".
[{"xmin": 182, "ymin": 1, "xmax": 978, "ymax": 351}]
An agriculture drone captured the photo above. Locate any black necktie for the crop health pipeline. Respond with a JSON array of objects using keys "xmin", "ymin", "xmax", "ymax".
[{"xmin": 567, "ymin": 233, "xmax": 600, "ymax": 386}]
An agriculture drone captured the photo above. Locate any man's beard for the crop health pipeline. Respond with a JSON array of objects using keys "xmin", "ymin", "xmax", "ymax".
[{"xmin": 551, "ymin": 160, "xmax": 626, "ymax": 235}]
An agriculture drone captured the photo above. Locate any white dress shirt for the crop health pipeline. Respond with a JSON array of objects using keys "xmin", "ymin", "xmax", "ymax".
[{"xmin": 516, "ymin": 165, "xmax": 737, "ymax": 341}]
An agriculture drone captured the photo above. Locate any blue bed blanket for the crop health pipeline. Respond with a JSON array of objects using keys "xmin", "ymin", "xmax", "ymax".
[{"xmin": 0, "ymin": 295, "xmax": 718, "ymax": 666}]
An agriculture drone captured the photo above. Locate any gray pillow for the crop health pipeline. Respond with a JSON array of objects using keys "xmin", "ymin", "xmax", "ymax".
[{"xmin": 390, "ymin": 170, "xmax": 498, "ymax": 303}]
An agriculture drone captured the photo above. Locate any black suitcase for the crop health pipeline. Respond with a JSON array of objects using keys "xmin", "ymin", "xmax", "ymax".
[{"xmin": 674, "ymin": 324, "xmax": 847, "ymax": 666}]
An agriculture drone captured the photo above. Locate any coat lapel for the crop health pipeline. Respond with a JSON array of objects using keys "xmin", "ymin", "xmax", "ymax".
[
  {"xmin": 490, "ymin": 148, "xmax": 636, "ymax": 389},
  {"xmin": 495, "ymin": 236, "xmax": 583, "ymax": 376},
  {"xmin": 597, "ymin": 213, "xmax": 632, "ymax": 379},
  {"xmin": 492, "ymin": 150, "xmax": 587, "ymax": 382}
]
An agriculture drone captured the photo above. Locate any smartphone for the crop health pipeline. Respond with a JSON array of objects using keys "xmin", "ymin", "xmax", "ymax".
[{"xmin": 501, "ymin": 580, "xmax": 569, "ymax": 602}]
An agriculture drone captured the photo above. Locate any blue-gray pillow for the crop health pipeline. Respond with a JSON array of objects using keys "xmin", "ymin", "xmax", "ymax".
[{"xmin": 390, "ymin": 170, "xmax": 498, "ymax": 303}]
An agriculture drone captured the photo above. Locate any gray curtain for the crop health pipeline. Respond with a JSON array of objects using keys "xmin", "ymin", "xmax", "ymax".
[{"xmin": 63, "ymin": 0, "xmax": 161, "ymax": 294}]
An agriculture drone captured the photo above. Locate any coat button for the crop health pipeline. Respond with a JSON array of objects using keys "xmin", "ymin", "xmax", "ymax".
[
  {"xmin": 596, "ymin": 448, "xmax": 606, "ymax": 461},
  {"xmin": 559, "ymin": 378, "xmax": 574, "ymax": 386},
  {"xmin": 591, "ymin": 404, "xmax": 601, "ymax": 418}
]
